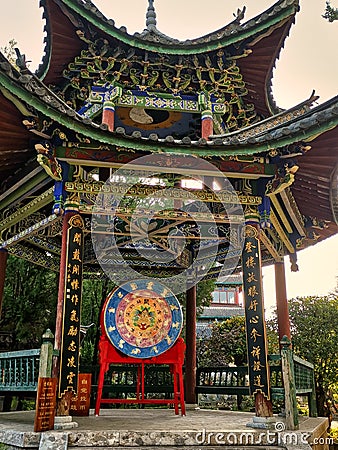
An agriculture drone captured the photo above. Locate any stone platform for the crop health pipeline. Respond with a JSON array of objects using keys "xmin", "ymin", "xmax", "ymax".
[{"xmin": 0, "ymin": 408, "xmax": 329, "ymax": 450}]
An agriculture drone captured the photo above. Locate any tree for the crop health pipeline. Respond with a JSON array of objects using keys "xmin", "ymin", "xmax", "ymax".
[
  {"xmin": 197, "ymin": 314, "xmax": 279, "ymax": 368},
  {"xmin": 281, "ymin": 295, "xmax": 338, "ymax": 418},
  {"xmin": 80, "ymin": 276, "xmax": 115, "ymax": 366},
  {"xmin": 176, "ymin": 278, "xmax": 214, "ymax": 342},
  {"xmin": 197, "ymin": 316, "xmax": 247, "ymax": 367},
  {"xmin": 1, "ymin": 256, "xmax": 58, "ymax": 349},
  {"xmin": 323, "ymin": 1, "xmax": 338, "ymax": 22},
  {"xmin": 178, "ymin": 278, "xmax": 214, "ymax": 317}
]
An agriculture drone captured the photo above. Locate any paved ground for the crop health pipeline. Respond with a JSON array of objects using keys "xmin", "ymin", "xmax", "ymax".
[
  {"xmin": 0, "ymin": 407, "xmax": 326, "ymax": 432},
  {"xmin": 0, "ymin": 408, "xmax": 329, "ymax": 449},
  {"xmin": 0, "ymin": 408, "xmax": 255, "ymax": 432}
]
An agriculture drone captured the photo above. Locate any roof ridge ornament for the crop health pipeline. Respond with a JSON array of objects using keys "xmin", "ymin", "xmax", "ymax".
[{"xmin": 146, "ymin": 0, "xmax": 157, "ymax": 30}]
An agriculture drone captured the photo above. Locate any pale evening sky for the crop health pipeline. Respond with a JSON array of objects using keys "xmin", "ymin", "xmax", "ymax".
[{"xmin": 0, "ymin": 0, "xmax": 337, "ymax": 314}]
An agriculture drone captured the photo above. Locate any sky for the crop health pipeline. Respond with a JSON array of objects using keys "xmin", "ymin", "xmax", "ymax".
[{"xmin": 0, "ymin": 0, "xmax": 337, "ymax": 314}]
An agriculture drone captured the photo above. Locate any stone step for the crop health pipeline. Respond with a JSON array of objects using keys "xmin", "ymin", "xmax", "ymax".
[{"xmin": 73, "ymin": 448, "xmax": 283, "ymax": 450}]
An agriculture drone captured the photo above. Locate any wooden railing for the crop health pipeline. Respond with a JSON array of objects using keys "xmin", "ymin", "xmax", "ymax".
[
  {"xmin": 0, "ymin": 349, "xmax": 40, "ymax": 392},
  {"xmin": 196, "ymin": 365, "xmax": 249, "ymax": 396},
  {"xmin": 293, "ymin": 354, "xmax": 317, "ymax": 416},
  {"xmin": 0, "ymin": 329, "xmax": 55, "ymax": 411},
  {"xmin": 0, "ymin": 349, "xmax": 40, "ymax": 411},
  {"xmin": 81, "ymin": 364, "xmax": 175, "ymax": 402},
  {"xmin": 0, "ymin": 346, "xmax": 317, "ymax": 418},
  {"xmin": 196, "ymin": 355, "xmax": 284, "ymax": 397},
  {"xmin": 196, "ymin": 353, "xmax": 317, "ymax": 417}
]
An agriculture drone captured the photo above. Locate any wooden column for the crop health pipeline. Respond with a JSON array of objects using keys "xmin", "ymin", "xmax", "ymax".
[
  {"xmin": 281, "ymin": 336, "xmax": 299, "ymax": 430},
  {"xmin": 201, "ymin": 110, "xmax": 213, "ymax": 140},
  {"xmin": 53, "ymin": 209, "xmax": 76, "ymax": 416},
  {"xmin": 53, "ymin": 201, "xmax": 84, "ymax": 416},
  {"xmin": 185, "ymin": 285, "xmax": 197, "ymax": 404},
  {"xmin": 102, "ymin": 101, "xmax": 115, "ymax": 132},
  {"xmin": 0, "ymin": 249, "xmax": 8, "ymax": 320},
  {"xmin": 53, "ymin": 210, "xmax": 77, "ymax": 378},
  {"xmin": 242, "ymin": 223, "xmax": 273, "ymax": 417},
  {"xmin": 199, "ymin": 91, "xmax": 213, "ymax": 140},
  {"xmin": 274, "ymin": 260, "xmax": 291, "ymax": 342},
  {"xmin": 39, "ymin": 329, "xmax": 55, "ymax": 378}
]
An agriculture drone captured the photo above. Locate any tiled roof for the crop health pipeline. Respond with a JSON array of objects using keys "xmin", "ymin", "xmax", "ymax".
[
  {"xmin": 1, "ymin": 55, "xmax": 337, "ymax": 156},
  {"xmin": 0, "ymin": 52, "xmax": 337, "ymax": 241},
  {"xmin": 199, "ymin": 306, "xmax": 245, "ymax": 319},
  {"xmin": 37, "ymin": 0, "xmax": 299, "ymax": 116}
]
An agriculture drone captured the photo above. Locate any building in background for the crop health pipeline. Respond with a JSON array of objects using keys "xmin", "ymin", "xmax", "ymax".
[{"xmin": 197, "ymin": 275, "xmax": 244, "ymax": 336}]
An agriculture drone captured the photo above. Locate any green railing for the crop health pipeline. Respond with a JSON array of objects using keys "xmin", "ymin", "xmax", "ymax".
[
  {"xmin": 81, "ymin": 364, "xmax": 175, "ymax": 400},
  {"xmin": 293, "ymin": 354, "xmax": 315, "ymax": 393},
  {"xmin": 196, "ymin": 365, "xmax": 249, "ymax": 396},
  {"xmin": 0, "ymin": 348, "xmax": 317, "ymax": 417},
  {"xmin": 0, "ymin": 349, "xmax": 40, "ymax": 392},
  {"xmin": 196, "ymin": 355, "xmax": 284, "ymax": 396},
  {"xmin": 293, "ymin": 354, "xmax": 317, "ymax": 416},
  {"xmin": 196, "ymin": 353, "xmax": 317, "ymax": 417}
]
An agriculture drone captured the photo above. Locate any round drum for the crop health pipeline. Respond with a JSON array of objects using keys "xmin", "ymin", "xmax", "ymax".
[{"xmin": 102, "ymin": 279, "xmax": 183, "ymax": 358}]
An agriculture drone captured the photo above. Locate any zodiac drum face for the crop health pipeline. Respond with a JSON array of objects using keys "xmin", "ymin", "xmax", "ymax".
[{"xmin": 102, "ymin": 280, "xmax": 183, "ymax": 358}]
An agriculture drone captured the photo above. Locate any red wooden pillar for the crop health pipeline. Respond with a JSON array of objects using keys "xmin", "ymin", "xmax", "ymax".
[
  {"xmin": 234, "ymin": 286, "xmax": 241, "ymax": 306},
  {"xmin": 201, "ymin": 110, "xmax": 213, "ymax": 140},
  {"xmin": 274, "ymin": 260, "xmax": 291, "ymax": 342},
  {"xmin": 185, "ymin": 285, "xmax": 197, "ymax": 404},
  {"xmin": 0, "ymin": 249, "xmax": 8, "ymax": 319},
  {"xmin": 102, "ymin": 101, "xmax": 115, "ymax": 132}
]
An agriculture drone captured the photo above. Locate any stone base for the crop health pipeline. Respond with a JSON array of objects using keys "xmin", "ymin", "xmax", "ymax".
[
  {"xmin": 39, "ymin": 432, "xmax": 68, "ymax": 450},
  {"xmin": 54, "ymin": 415, "xmax": 78, "ymax": 430},
  {"xmin": 0, "ymin": 409, "xmax": 329, "ymax": 450},
  {"xmin": 246, "ymin": 415, "xmax": 279, "ymax": 430},
  {"xmin": 184, "ymin": 403, "xmax": 200, "ymax": 411}
]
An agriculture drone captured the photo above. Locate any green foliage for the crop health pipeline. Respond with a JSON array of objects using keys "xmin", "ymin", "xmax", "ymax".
[
  {"xmin": 178, "ymin": 279, "xmax": 214, "ymax": 317},
  {"xmin": 21, "ymin": 399, "xmax": 36, "ymax": 411},
  {"xmin": 196, "ymin": 279, "xmax": 215, "ymax": 315},
  {"xmin": 288, "ymin": 295, "xmax": 338, "ymax": 388},
  {"xmin": 80, "ymin": 277, "xmax": 116, "ymax": 365},
  {"xmin": 323, "ymin": 1, "xmax": 338, "ymax": 22},
  {"xmin": 81, "ymin": 278, "xmax": 114, "ymax": 328},
  {"xmin": 1, "ymin": 256, "xmax": 58, "ymax": 349},
  {"xmin": 197, "ymin": 316, "xmax": 247, "ymax": 366},
  {"xmin": 1, "ymin": 254, "xmax": 213, "ymax": 361},
  {"xmin": 328, "ymin": 427, "xmax": 338, "ymax": 443},
  {"xmin": 265, "ymin": 317, "xmax": 280, "ymax": 355},
  {"xmin": 80, "ymin": 340, "xmax": 96, "ymax": 366},
  {"xmin": 270, "ymin": 295, "xmax": 338, "ymax": 417}
]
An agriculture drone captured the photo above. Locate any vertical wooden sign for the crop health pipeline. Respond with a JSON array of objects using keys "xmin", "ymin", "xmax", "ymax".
[
  {"xmin": 58, "ymin": 215, "xmax": 84, "ymax": 397},
  {"xmin": 70, "ymin": 373, "xmax": 92, "ymax": 416},
  {"xmin": 242, "ymin": 224, "xmax": 270, "ymax": 399},
  {"xmin": 34, "ymin": 377, "xmax": 57, "ymax": 432}
]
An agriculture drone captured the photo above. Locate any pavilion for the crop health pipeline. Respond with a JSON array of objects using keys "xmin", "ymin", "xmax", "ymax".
[{"xmin": 0, "ymin": 0, "xmax": 337, "ymax": 422}]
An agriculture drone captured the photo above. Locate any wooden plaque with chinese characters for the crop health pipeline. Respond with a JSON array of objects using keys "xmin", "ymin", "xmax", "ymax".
[
  {"xmin": 242, "ymin": 225, "xmax": 270, "ymax": 399},
  {"xmin": 59, "ymin": 214, "xmax": 84, "ymax": 397},
  {"xmin": 70, "ymin": 373, "xmax": 92, "ymax": 416},
  {"xmin": 34, "ymin": 377, "xmax": 57, "ymax": 432}
]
